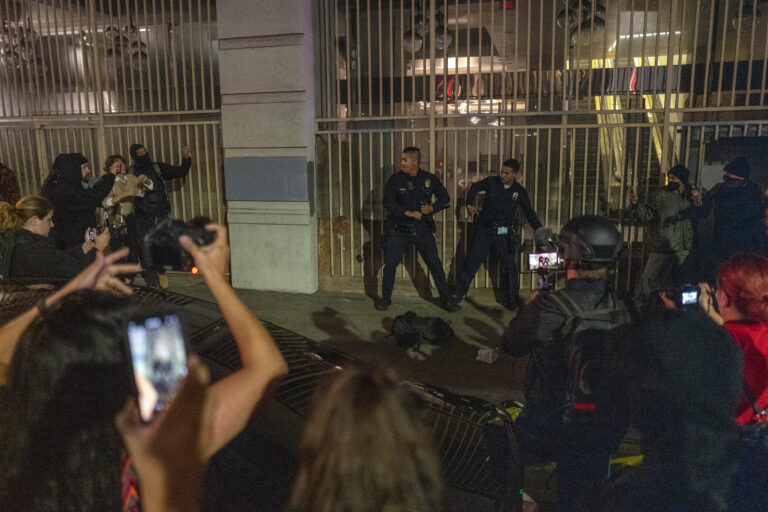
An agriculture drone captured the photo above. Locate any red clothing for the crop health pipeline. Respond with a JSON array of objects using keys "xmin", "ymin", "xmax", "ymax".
[{"xmin": 724, "ymin": 321, "xmax": 768, "ymax": 425}]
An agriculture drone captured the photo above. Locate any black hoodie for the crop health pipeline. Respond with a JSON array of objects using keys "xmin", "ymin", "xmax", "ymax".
[
  {"xmin": 129, "ymin": 144, "xmax": 191, "ymax": 218},
  {"xmin": 40, "ymin": 153, "xmax": 115, "ymax": 250}
]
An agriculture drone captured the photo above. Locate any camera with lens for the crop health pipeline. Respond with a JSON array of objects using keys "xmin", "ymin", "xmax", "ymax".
[{"xmin": 141, "ymin": 218, "xmax": 215, "ymax": 271}]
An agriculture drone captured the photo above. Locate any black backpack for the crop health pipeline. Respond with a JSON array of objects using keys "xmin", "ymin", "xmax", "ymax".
[
  {"xmin": 389, "ymin": 311, "xmax": 454, "ymax": 350},
  {"xmin": 549, "ymin": 289, "xmax": 635, "ymax": 411}
]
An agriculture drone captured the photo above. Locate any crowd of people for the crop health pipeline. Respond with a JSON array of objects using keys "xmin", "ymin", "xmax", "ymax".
[
  {"xmin": 0, "ymin": 146, "xmax": 767, "ymax": 511},
  {"xmin": 0, "ymin": 143, "xmax": 190, "ymax": 285}
]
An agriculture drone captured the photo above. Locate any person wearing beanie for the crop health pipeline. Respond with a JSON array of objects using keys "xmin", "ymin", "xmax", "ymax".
[
  {"xmin": 627, "ymin": 164, "xmax": 696, "ymax": 297},
  {"xmin": 599, "ymin": 309, "xmax": 768, "ymax": 511},
  {"xmin": 128, "ymin": 142, "xmax": 191, "ymax": 288},
  {"xmin": 693, "ymin": 156, "xmax": 766, "ymax": 283},
  {"xmin": 40, "ymin": 153, "xmax": 115, "ymax": 250}
]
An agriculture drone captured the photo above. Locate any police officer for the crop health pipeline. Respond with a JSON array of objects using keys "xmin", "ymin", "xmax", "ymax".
[
  {"xmin": 453, "ymin": 159, "xmax": 546, "ymax": 310},
  {"xmin": 376, "ymin": 147, "xmax": 459, "ymax": 312}
]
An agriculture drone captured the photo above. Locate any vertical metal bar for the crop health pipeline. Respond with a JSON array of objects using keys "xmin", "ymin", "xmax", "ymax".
[
  {"xmin": 185, "ymin": 0, "xmax": 197, "ymax": 110},
  {"xmin": 525, "ymin": 0, "xmax": 531, "ymax": 111},
  {"xmin": 537, "ymin": 0, "xmax": 543, "ymax": 111},
  {"xmin": 625, "ymin": 1, "xmax": 634, "ymax": 109},
  {"xmin": 593, "ymin": 126, "xmax": 600, "ymax": 215},
  {"xmin": 2, "ymin": 0, "xmax": 17, "ymax": 116},
  {"xmin": 661, "ymin": 0, "xmax": 678, "ymax": 171},
  {"xmin": 151, "ymin": 0, "xmax": 162, "ymax": 109},
  {"xmin": 761, "ymin": 11, "xmax": 768, "ymax": 105},
  {"xmin": 169, "ymin": 0, "xmax": 181, "ymax": 110},
  {"xmin": 10, "ymin": 1, "xmax": 29, "ymax": 116},
  {"xmin": 119, "ymin": 0, "xmax": 136, "ymax": 112},
  {"xmin": 701, "ymin": 0, "xmax": 716, "ymax": 108},
  {"xmin": 347, "ymin": 127, "xmax": 353, "ymax": 275},
  {"xmin": 33, "ymin": 1, "xmax": 50, "ymax": 115},
  {"xmin": 162, "ymin": 0, "xmax": 172, "ymax": 109},
  {"xmin": 568, "ymin": 128, "xmax": 575, "ymax": 219},
  {"xmin": 501, "ymin": 0, "xmax": 507, "ymax": 112},
  {"xmin": 731, "ymin": 0, "xmax": 744, "ymax": 106},
  {"xmin": 177, "ymin": 0, "xmax": 189, "ymax": 110},
  {"xmin": 377, "ymin": 0, "xmax": 383, "ymax": 116},
  {"xmin": 388, "ymin": 0, "xmax": 393, "ymax": 115},
  {"xmin": 355, "ymin": 0, "xmax": 362, "ymax": 116},
  {"xmin": 195, "ymin": 0, "xmax": 206, "ymax": 110},
  {"xmin": 366, "ymin": 0, "xmax": 372, "ymax": 118},
  {"xmin": 744, "ymin": 0, "xmax": 757, "ymax": 106},
  {"xmin": 715, "ymin": 0, "xmax": 729, "ymax": 108},
  {"xmin": 429, "ymin": 0, "xmax": 436, "ymax": 172},
  {"xmin": 549, "ymin": 0, "xmax": 556, "ymax": 112},
  {"xmin": 674, "ymin": 0, "xmax": 687, "ymax": 109},
  {"xmin": 688, "ymin": 0, "xmax": 701, "ymax": 107},
  {"xmin": 132, "ymin": 0, "xmax": 144, "ymax": 112},
  {"xmin": 207, "ymin": 0, "xmax": 216, "ymax": 109}
]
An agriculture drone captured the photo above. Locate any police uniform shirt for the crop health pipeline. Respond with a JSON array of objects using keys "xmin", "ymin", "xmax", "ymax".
[
  {"xmin": 466, "ymin": 176, "xmax": 542, "ymax": 230},
  {"xmin": 383, "ymin": 169, "xmax": 450, "ymax": 223}
]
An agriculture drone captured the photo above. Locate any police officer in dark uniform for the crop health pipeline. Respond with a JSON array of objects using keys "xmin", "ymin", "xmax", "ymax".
[
  {"xmin": 453, "ymin": 158, "xmax": 546, "ymax": 309},
  {"xmin": 376, "ymin": 147, "xmax": 459, "ymax": 312}
]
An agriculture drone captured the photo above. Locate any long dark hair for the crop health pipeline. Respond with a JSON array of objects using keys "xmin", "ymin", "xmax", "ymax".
[
  {"xmin": 290, "ymin": 367, "xmax": 444, "ymax": 512},
  {"xmin": 0, "ymin": 162, "xmax": 21, "ymax": 205},
  {"xmin": 0, "ymin": 291, "xmax": 138, "ymax": 512}
]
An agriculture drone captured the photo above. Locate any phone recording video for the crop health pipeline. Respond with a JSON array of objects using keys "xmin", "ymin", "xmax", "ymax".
[
  {"xmin": 527, "ymin": 252, "xmax": 561, "ymax": 271},
  {"xmin": 127, "ymin": 314, "xmax": 188, "ymax": 422}
]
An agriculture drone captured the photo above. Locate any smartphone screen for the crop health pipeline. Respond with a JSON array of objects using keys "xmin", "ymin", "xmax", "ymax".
[
  {"xmin": 127, "ymin": 314, "xmax": 188, "ymax": 422},
  {"xmin": 528, "ymin": 252, "xmax": 561, "ymax": 270},
  {"xmin": 681, "ymin": 290, "xmax": 699, "ymax": 305}
]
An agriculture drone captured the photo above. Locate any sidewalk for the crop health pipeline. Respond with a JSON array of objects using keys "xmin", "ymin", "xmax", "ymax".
[{"xmin": 164, "ymin": 273, "xmax": 527, "ymax": 405}]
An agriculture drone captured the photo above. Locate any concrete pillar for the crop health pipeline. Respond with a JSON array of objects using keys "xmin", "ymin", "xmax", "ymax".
[{"xmin": 216, "ymin": 0, "xmax": 318, "ymax": 293}]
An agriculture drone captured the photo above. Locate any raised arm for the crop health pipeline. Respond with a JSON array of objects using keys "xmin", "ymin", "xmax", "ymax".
[
  {"xmin": 0, "ymin": 249, "xmax": 138, "ymax": 385},
  {"xmin": 179, "ymin": 226, "xmax": 288, "ymax": 457}
]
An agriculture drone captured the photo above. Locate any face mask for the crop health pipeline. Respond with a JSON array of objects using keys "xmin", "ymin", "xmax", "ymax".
[
  {"xmin": 134, "ymin": 153, "xmax": 152, "ymax": 170},
  {"xmin": 666, "ymin": 182, "xmax": 680, "ymax": 192}
]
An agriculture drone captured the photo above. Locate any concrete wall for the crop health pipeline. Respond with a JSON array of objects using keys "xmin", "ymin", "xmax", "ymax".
[{"xmin": 216, "ymin": 0, "xmax": 318, "ymax": 293}]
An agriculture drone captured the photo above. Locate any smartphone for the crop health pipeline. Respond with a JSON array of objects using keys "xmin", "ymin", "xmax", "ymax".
[
  {"xmin": 88, "ymin": 228, "xmax": 95, "ymax": 241},
  {"xmin": 527, "ymin": 252, "xmax": 561, "ymax": 271},
  {"xmin": 127, "ymin": 314, "xmax": 188, "ymax": 422}
]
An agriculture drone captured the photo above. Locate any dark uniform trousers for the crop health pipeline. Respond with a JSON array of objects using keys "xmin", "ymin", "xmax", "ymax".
[
  {"xmin": 454, "ymin": 223, "xmax": 520, "ymax": 304},
  {"xmin": 381, "ymin": 221, "xmax": 451, "ymax": 301}
]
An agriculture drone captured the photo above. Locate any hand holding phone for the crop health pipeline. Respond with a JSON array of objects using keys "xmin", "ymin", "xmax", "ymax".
[{"xmin": 127, "ymin": 314, "xmax": 189, "ymax": 422}]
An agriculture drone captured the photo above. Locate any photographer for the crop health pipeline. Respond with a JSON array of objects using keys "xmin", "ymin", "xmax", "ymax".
[
  {"xmin": 0, "ymin": 196, "xmax": 109, "ymax": 280},
  {"xmin": 0, "ymin": 225, "xmax": 288, "ymax": 510},
  {"xmin": 699, "ymin": 254, "xmax": 768, "ymax": 426},
  {"xmin": 501, "ymin": 215, "xmax": 637, "ymax": 510}
]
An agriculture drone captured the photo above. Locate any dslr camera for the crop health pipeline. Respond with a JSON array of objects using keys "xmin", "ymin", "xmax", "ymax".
[{"xmin": 142, "ymin": 218, "xmax": 215, "ymax": 271}]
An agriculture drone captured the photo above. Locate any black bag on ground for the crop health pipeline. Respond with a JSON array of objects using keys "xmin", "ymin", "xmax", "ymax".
[{"xmin": 389, "ymin": 311, "xmax": 454, "ymax": 350}]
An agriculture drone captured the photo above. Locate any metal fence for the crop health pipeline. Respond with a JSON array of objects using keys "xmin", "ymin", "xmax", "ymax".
[
  {"xmin": 0, "ymin": 0, "xmax": 222, "ymax": 222},
  {"xmin": 315, "ymin": 0, "xmax": 768, "ymax": 293}
]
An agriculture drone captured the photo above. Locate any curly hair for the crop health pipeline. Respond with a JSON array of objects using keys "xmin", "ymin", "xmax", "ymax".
[
  {"xmin": 289, "ymin": 367, "xmax": 444, "ymax": 512},
  {"xmin": 0, "ymin": 291, "xmax": 140, "ymax": 512},
  {"xmin": 718, "ymin": 254, "xmax": 768, "ymax": 324},
  {"xmin": 0, "ymin": 162, "xmax": 21, "ymax": 205},
  {"xmin": 103, "ymin": 154, "xmax": 127, "ymax": 174}
]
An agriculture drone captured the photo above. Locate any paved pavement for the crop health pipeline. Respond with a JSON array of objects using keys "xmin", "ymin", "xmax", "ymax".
[{"xmin": 163, "ymin": 272, "xmax": 529, "ymax": 405}]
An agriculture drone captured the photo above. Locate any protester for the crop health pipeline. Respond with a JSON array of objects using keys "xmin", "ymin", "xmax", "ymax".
[
  {"xmin": 289, "ymin": 367, "xmax": 444, "ymax": 512},
  {"xmin": 130, "ymin": 143, "xmax": 191, "ymax": 288},
  {"xmin": 627, "ymin": 164, "xmax": 695, "ymax": 296},
  {"xmin": 40, "ymin": 153, "xmax": 116, "ymax": 250},
  {"xmin": 700, "ymin": 254, "xmax": 768, "ymax": 425},
  {"xmin": 0, "ymin": 225, "xmax": 288, "ymax": 511},
  {"xmin": 0, "ymin": 195, "xmax": 109, "ymax": 280},
  {"xmin": 101, "ymin": 155, "xmax": 152, "ymax": 262},
  {"xmin": 693, "ymin": 157, "xmax": 766, "ymax": 282}
]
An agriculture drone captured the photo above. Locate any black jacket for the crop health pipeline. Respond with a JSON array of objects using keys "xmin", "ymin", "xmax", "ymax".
[
  {"xmin": 9, "ymin": 229, "xmax": 94, "ymax": 280},
  {"xmin": 501, "ymin": 279, "xmax": 632, "ymax": 412},
  {"xmin": 383, "ymin": 169, "xmax": 450, "ymax": 225},
  {"xmin": 40, "ymin": 153, "xmax": 115, "ymax": 250},
  {"xmin": 467, "ymin": 176, "xmax": 542, "ymax": 229},
  {"xmin": 130, "ymin": 149, "xmax": 191, "ymax": 219}
]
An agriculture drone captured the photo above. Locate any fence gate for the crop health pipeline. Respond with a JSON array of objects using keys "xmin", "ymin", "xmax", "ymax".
[
  {"xmin": 0, "ymin": 0, "xmax": 223, "ymax": 223},
  {"xmin": 314, "ymin": 0, "xmax": 768, "ymax": 294}
]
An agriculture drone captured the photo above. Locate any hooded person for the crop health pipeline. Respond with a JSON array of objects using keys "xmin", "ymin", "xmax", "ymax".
[
  {"xmin": 40, "ymin": 153, "xmax": 115, "ymax": 250},
  {"xmin": 128, "ymin": 143, "xmax": 191, "ymax": 288},
  {"xmin": 599, "ymin": 309, "xmax": 768, "ymax": 511},
  {"xmin": 627, "ymin": 164, "xmax": 696, "ymax": 297},
  {"xmin": 693, "ymin": 156, "xmax": 766, "ymax": 282}
]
